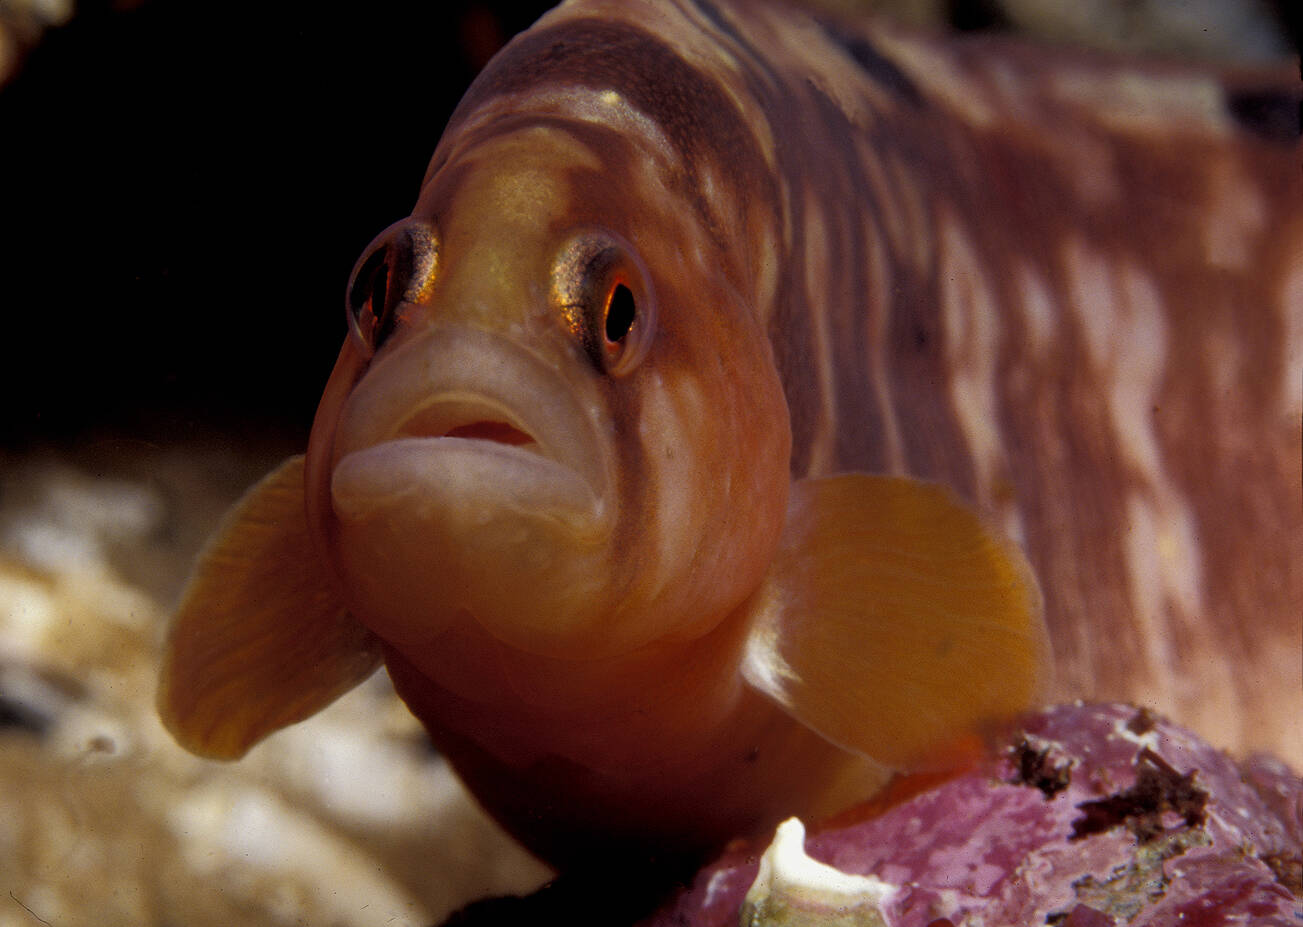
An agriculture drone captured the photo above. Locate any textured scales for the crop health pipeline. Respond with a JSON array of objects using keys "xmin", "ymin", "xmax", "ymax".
[{"xmin": 467, "ymin": 0, "xmax": 1299, "ymax": 761}]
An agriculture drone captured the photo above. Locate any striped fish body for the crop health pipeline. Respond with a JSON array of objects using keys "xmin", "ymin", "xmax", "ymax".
[
  {"xmin": 715, "ymin": 5, "xmax": 1303, "ymax": 763},
  {"xmin": 157, "ymin": 0, "xmax": 1302, "ymax": 870},
  {"xmin": 518, "ymin": 0, "xmax": 1303, "ymax": 746},
  {"xmin": 440, "ymin": 0, "xmax": 1301, "ymax": 761}
]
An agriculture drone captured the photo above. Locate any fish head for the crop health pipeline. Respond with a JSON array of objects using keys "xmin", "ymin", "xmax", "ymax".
[{"xmin": 304, "ymin": 116, "xmax": 792, "ymax": 662}]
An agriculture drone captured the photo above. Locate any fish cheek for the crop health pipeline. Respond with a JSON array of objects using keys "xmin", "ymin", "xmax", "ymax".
[
  {"xmin": 614, "ymin": 309, "xmax": 792, "ymax": 645},
  {"xmin": 304, "ymin": 340, "xmax": 370, "ymax": 570}
]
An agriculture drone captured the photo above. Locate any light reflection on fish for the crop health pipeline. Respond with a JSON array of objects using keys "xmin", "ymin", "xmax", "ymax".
[{"xmin": 157, "ymin": 0, "xmax": 1301, "ymax": 867}]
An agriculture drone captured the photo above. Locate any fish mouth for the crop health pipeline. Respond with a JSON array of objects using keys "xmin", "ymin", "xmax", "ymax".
[
  {"xmin": 329, "ymin": 325, "xmax": 611, "ymax": 531},
  {"xmin": 392, "ymin": 397, "xmax": 540, "ymax": 448},
  {"xmin": 431, "ymin": 419, "xmax": 535, "ymax": 446}
]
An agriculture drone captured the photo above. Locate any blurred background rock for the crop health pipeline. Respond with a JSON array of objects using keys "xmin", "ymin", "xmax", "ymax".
[{"xmin": 0, "ymin": 2, "xmax": 1296, "ymax": 926}]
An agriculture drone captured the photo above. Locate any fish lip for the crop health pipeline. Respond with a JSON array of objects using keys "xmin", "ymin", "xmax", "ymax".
[
  {"xmin": 330, "ymin": 324, "xmax": 612, "ymax": 520},
  {"xmin": 389, "ymin": 394, "xmax": 541, "ymax": 448}
]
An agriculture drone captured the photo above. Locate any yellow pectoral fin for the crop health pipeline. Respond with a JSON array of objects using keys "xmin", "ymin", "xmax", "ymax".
[
  {"xmin": 157, "ymin": 455, "xmax": 381, "ymax": 759},
  {"xmin": 741, "ymin": 473, "xmax": 1049, "ymax": 771}
]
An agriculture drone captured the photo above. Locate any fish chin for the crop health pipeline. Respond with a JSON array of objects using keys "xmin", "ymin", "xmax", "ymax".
[{"xmin": 330, "ymin": 436, "xmax": 613, "ymax": 652}]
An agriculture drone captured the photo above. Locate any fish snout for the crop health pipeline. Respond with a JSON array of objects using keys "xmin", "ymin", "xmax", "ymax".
[{"xmin": 325, "ymin": 325, "xmax": 620, "ymax": 654}]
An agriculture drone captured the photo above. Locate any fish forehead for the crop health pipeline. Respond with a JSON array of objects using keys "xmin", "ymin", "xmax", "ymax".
[
  {"xmin": 447, "ymin": 127, "xmax": 600, "ymax": 230},
  {"xmin": 421, "ymin": 125, "xmax": 599, "ymax": 294}
]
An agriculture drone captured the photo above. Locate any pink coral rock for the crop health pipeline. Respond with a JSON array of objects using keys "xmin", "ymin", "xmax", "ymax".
[{"xmin": 643, "ymin": 703, "xmax": 1302, "ymax": 926}]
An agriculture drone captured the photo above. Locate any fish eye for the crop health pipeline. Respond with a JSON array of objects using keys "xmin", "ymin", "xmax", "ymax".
[
  {"xmin": 345, "ymin": 219, "xmax": 439, "ymax": 358},
  {"xmin": 553, "ymin": 232, "xmax": 656, "ymax": 377},
  {"xmin": 604, "ymin": 282, "xmax": 637, "ymax": 344},
  {"xmin": 347, "ymin": 248, "xmax": 395, "ymax": 355}
]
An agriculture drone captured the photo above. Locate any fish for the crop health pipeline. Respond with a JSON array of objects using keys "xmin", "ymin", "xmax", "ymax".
[{"xmin": 157, "ymin": 0, "xmax": 1302, "ymax": 868}]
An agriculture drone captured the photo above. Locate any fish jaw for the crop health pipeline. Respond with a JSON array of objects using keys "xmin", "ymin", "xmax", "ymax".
[{"xmin": 323, "ymin": 323, "xmax": 621, "ymax": 657}]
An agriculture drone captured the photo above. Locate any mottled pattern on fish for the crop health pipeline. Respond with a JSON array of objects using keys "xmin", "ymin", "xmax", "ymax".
[{"xmin": 446, "ymin": 0, "xmax": 1302, "ymax": 760}]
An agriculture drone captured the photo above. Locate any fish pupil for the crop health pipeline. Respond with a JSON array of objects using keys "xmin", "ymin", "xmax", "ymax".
[{"xmin": 605, "ymin": 283, "xmax": 636, "ymax": 343}]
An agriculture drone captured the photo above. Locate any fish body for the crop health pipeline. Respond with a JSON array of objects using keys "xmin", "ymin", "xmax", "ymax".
[{"xmin": 159, "ymin": 0, "xmax": 1301, "ymax": 868}]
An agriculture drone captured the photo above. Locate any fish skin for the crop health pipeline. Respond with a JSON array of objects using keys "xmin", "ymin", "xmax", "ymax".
[
  {"xmin": 417, "ymin": 0, "xmax": 1302, "ymax": 765},
  {"xmin": 160, "ymin": 0, "xmax": 1301, "ymax": 870},
  {"xmin": 470, "ymin": 0, "xmax": 1303, "ymax": 761}
]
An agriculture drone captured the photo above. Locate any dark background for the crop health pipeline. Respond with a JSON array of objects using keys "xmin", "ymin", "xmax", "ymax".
[{"xmin": 0, "ymin": 1, "xmax": 553, "ymax": 445}]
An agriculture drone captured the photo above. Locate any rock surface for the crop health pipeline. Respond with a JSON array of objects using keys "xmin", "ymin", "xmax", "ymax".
[{"xmin": 645, "ymin": 703, "xmax": 1302, "ymax": 926}]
